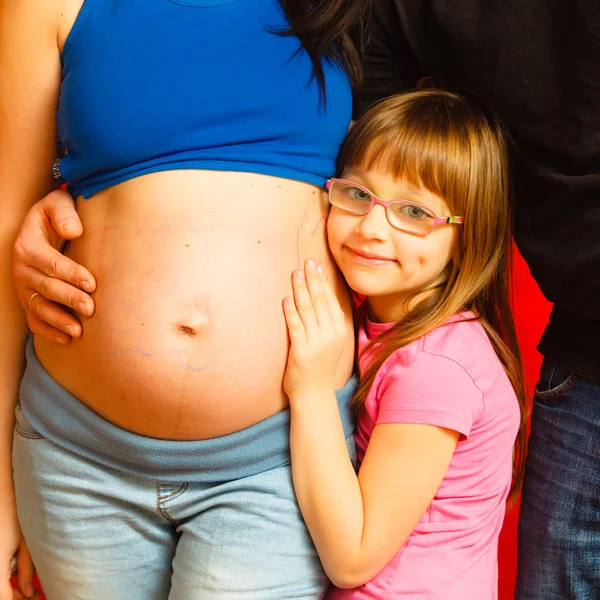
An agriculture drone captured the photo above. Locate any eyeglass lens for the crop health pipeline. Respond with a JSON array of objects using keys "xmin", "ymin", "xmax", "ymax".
[{"xmin": 329, "ymin": 180, "xmax": 436, "ymax": 235}]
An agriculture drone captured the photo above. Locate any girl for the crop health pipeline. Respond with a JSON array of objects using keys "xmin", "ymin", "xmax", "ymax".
[
  {"xmin": 282, "ymin": 89, "xmax": 526, "ymax": 598},
  {"xmin": 1, "ymin": 0, "xmax": 365, "ymax": 598}
]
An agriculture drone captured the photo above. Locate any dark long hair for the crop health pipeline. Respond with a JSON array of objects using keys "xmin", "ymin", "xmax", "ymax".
[
  {"xmin": 340, "ymin": 90, "xmax": 527, "ymax": 507},
  {"xmin": 278, "ymin": 0, "xmax": 369, "ymax": 95}
]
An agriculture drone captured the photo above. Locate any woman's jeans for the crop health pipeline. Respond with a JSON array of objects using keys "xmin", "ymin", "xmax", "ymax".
[
  {"xmin": 516, "ymin": 359, "xmax": 600, "ymax": 599},
  {"xmin": 14, "ymin": 338, "xmax": 357, "ymax": 600}
]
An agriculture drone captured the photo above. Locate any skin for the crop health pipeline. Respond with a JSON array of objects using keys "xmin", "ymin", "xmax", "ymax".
[
  {"xmin": 1, "ymin": 0, "xmax": 355, "ymax": 595},
  {"xmin": 31, "ymin": 172, "xmax": 355, "ymax": 440},
  {"xmin": 327, "ymin": 166, "xmax": 456, "ymax": 323},
  {"xmin": 282, "ymin": 168, "xmax": 461, "ymax": 588},
  {"xmin": 12, "ymin": 190, "xmax": 96, "ymax": 345},
  {"xmin": 0, "ymin": 0, "xmax": 64, "ymax": 596}
]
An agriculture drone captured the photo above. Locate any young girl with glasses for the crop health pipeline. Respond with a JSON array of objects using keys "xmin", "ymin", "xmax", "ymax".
[{"xmin": 282, "ymin": 89, "xmax": 527, "ymax": 599}]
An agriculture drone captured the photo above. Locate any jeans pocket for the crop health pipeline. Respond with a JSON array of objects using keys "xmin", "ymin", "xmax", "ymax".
[
  {"xmin": 14, "ymin": 404, "xmax": 45, "ymax": 440},
  {"xmin": 534, "ymin": 361, "xmax": 578, "ymax": 402}
]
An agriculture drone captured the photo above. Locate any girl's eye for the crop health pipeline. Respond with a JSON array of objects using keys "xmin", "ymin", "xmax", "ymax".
[
  {"xmin": 346, "ymin": 187, "xmax": 371, "ymax": 202},
  {"xmin": 399, "ymin": 204, "xmax": 431, "ymax": 220}
]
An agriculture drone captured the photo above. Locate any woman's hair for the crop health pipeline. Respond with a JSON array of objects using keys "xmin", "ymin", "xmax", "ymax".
[
  {"xmin": 278, "ymin": 0, "xmax": 369, "ymax": 95},
  {"xmin": 339, "ymin": 89, "xmax": 527, "ymax": 506}
]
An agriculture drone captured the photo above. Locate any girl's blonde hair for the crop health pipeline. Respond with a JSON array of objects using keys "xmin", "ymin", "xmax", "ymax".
[{"xmin": 341, "ymin": 89, "xmax": 527, "ymax": 506}]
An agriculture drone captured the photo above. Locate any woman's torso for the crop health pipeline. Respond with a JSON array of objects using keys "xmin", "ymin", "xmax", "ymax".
[{"xmin": 35, "ymin": 0, "xmax": 355, "ymax": 440}]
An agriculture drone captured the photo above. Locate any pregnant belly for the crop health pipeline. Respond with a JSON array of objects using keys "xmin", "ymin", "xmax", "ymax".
[{"xmin": 34, "ymin": 171, "xmax": 355, "ymax": 439}]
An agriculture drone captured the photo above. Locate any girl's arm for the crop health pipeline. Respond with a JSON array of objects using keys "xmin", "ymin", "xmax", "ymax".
[
  {"xmin": 0, "ymin": 0, "xmax": 63, "ymax": 596},
  {"xmin": 283, "ymin": 260, "xmax": 459, "ymax": 589}
]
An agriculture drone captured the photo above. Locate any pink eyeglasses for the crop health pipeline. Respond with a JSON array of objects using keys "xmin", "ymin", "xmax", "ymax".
[{"xmin": 325, "ymin": 178, "xmax": 464, "ymax": 236}]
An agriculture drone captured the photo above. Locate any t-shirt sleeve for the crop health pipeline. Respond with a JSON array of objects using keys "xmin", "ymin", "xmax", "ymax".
[{"xmin": 376, "ymin": 350, "xmax": 484, "ymax": 438}]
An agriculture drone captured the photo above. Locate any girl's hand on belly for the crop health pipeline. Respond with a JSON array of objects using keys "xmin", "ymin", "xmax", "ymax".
[
  {"xmin": 282, "ymin": 258, "xmax": 348, "ymax": 397},
  {"xmin": 12, "ymin": 189, "xmax": 96, "ymax": 343}
]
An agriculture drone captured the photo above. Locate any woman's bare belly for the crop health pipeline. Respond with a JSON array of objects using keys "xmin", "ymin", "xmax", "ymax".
[{"xmin": 34, "ymin": 170, "xmax": 355, "ymax": 439}]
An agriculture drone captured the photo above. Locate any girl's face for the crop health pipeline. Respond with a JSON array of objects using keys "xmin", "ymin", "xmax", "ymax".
[{"xmin": 327, "ymin": 165, "xmax": 457, "ymax": 323}]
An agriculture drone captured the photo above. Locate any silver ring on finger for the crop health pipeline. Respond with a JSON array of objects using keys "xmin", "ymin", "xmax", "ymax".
[{"xmin": 28, "ymin": 291, "xmax": 41, "ymax": 310}]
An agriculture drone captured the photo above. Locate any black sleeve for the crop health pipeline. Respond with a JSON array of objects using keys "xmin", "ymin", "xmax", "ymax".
[{"xmin": 356, "ymin": 0, "xmax": 426, "ymax": 117}]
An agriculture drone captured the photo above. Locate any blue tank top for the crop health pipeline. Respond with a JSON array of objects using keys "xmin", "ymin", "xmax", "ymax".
[{"xmin": 56, "ymin": 0, "xmax": 352, "ymax": 198}]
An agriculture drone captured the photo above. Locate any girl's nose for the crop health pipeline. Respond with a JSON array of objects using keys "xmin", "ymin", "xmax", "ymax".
[{"xmin": 355, "ymin": 204, "xmax": 389, "ymax": 241}]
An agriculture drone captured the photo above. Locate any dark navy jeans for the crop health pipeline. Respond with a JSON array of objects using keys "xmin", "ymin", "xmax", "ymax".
[{"xmin": 516, "ymin": 359, "xmax": 600, "ymax": 599}]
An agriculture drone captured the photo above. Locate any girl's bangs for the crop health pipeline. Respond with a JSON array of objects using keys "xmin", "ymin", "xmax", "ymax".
[{"xmin": 341, "ymin": 98, "xmax": 474, "ymax": 210}]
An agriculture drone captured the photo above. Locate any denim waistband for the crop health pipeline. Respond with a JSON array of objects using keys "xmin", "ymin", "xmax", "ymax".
[{"xmin": 19, "ymin": 337, "xmax": 357, "ymax": 482}]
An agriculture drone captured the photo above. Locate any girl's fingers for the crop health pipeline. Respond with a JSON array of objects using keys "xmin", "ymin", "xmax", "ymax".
[
  {"xmin": 283, "ymin": 296, "xmax": 307, "ymax": 342},
  {"xmin": 320, "ymin": 267, "xmax": 346, "ymax": 329},
  {"xmin": 303, "ymin": 259, "xmax": 333, "ymax": 328},
  {"xmin": 291, "ymin": 268, "xmax": 318, "ymax": 334}
]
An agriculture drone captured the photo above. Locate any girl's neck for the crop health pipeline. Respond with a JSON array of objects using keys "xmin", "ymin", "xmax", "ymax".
[
  {"xmin": 366, "ymin": 288, "xmax": 431, "ymax": 324},
  {"xmin": 366, "ymin": 299, "xmax": 405, "ymax": 324}
]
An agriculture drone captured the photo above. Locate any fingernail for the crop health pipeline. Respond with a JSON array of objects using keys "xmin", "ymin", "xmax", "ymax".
[
  {"xmin": 306, "ymin": 259, "xmax": 316, "ymax": 270},
  {"xmin": 62, "ymin": 220, "xmax": 81, "ymax": 235},
  {"xmin": 67, "ymin": 325, "xmax": 77, "ymax": 337},
  {"xmin": 295, "ymin": 270, "xmax": 305, "ymax": 280},
  {"xmin": 76, "ymin": 301, "xmax": 89, "ymax": 316},
  {"xmin": 25, "ymin": 584, "xmax": 34, "ymax": 597},
  {"xmin": 317, "ymin": 263, "xmax": 324, "ymax": 275},
  {"xmin": 80, "ymin": 280, "xmax": 93, "ymax": 293}
]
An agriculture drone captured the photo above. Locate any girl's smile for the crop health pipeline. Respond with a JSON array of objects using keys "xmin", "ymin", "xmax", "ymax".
[
  {"xmin": 327, "ymin": 166, "xmax": 457, "ymax": 322},
  {"xmin": 343, "ymin": 245, "xmax": 398, "ymax": 266}
]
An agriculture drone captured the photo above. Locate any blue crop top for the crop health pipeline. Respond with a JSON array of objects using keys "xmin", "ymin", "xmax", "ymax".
[{"xmin": 56, "ymin": 0, "xmax": 352, "ymax": 199}]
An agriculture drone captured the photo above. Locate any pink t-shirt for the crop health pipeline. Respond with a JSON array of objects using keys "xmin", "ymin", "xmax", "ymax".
[{"xmin": 328, "ymin": 311, "xmax": 520, "ymax": 600}]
